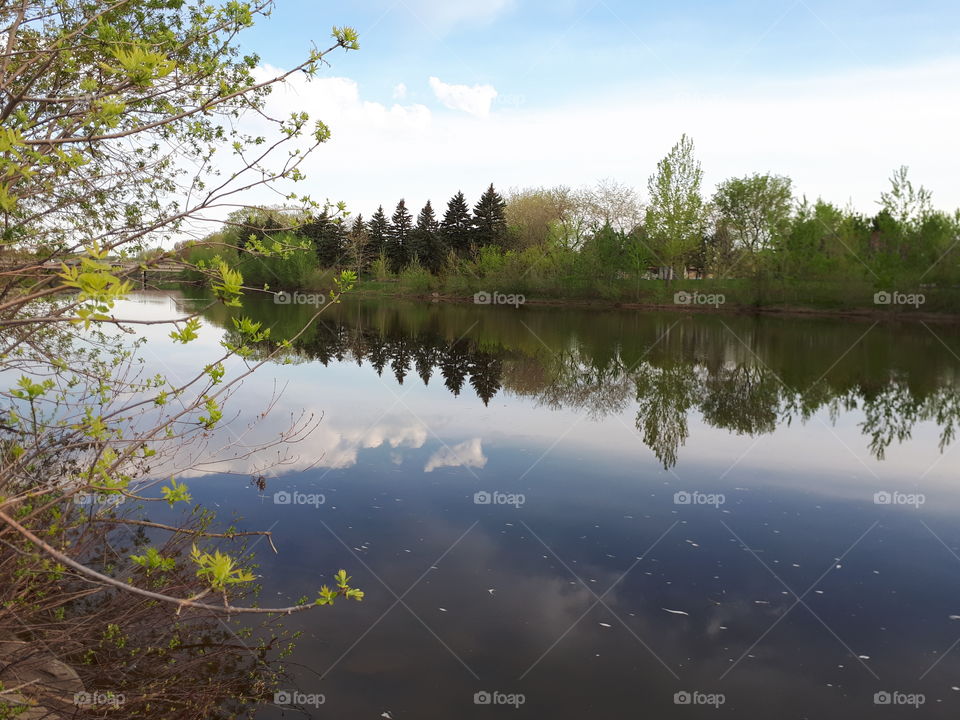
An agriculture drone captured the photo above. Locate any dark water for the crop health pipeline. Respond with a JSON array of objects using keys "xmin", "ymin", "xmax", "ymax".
[{"xmin": 129, "ymin": 291, "xmax": 960, "ymax": 718}]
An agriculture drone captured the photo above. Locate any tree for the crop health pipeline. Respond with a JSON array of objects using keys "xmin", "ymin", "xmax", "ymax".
[
  {"xmin": 367, "ymin": 205, "xmax": 390, "ymax": 267},
  {"xmin": 585, "ymin": 179, "xmax": 643, "ymax": 235},
  {"xmin": 712, "ymin": 173, "xmax": 793, "ymax": 258},
  {"xmin": 0, "ymin": 4, "xmax": 363, "ymax": 716},
  {"xmin": 387, "ymin": 199, "xmax": 413, "ymax": 272},
  {"xmin": 301, "ymin": 209, "xmax": 346, "ymax": 269},
  {"xmin": 505, "ymin": 187, "xmax": 559, "ymax": 250},
  {"xmin": 410, "ymin": 201, "xmax": 444, "ymax": 273},
  {"xmin": 879, "ymin": 165, "xmax": 932, "ymax": 227},
  {"xmin": 441, "ymin": 191, "xmax": 473, "ymax": 257},
  {"xmin": 645, "ymin": 134, "xmax": 709, "ymax": 279},
  {"xmin": 472, "ymin": 184, "xmax": 508, "ymax": 250},
  {"xmin": 344, "ymin": 213, "xmax": 370, "ymax": 276}
]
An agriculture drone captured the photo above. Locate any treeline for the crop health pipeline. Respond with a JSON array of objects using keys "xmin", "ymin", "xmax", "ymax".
[{"xmin": 184, "ymin": 135, "xmax": 960, "ymax": 302}]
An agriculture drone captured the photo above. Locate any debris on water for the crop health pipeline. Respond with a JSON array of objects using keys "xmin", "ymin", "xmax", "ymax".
[
  {"xmin": 815, "ymin": 590, "xmax": 824, "ymax": 594},
  {"xmin": 719, "ymin": 626, "xmax": 728, "ymax": 630},
  {"xmin": 857, "ymin": 655, "xmax": 870, "ymax": 660},
  {"xmin": 438, "ymin": 608, "xmax": 447, "ymax": 612},
  {"xmin": 487, "ymin": 588, "xmax": 496, "ymax": 596},
  {"xmin": 754, "ymin": 600, "xmax": 770, "ymax": 605},
  {"xmin": 599, "ymin": 622, "xmax": 612, "ymax": 628},
  {"xmin": 949, "ymin": 615, "xmax": 960, "ymax": 621},
  {"xmin": 403, "ymin": 549, "xmax": 411, "ymax": 553},
  {"xmin": 662, "ymin": 608, "xmax": 689, "ymax": 616},
  {"xmin": 792, "ymin": 563, "xmax": 800, "ymax": 568},
  {"xmin": 381, "ymin": 713, "xmax": 393, "ymax": 720}
]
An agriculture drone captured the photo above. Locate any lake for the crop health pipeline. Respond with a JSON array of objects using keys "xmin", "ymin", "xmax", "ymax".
[{"xmin": 123, "ymin": 290, "xmax": 960, "ymax": 718}]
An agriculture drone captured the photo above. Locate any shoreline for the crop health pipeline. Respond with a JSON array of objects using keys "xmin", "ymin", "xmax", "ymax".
[{"xmin": 351, "ymin": 288, "xmax": 960, "ymax": 324}]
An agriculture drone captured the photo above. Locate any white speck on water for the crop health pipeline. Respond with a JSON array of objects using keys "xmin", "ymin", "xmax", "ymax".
[
  {"xmin": 815, "ymin": 590, "xmax": 824, "ymax": 594},
  {"xmin": 857, "ymin": 655, "xmax": 870, "ymax": 660},
  {"xmin": 438, "ymin": 608, "xmax": 447, "ymax": 612},
  {"xmin": 599, "ymin": 622, "xmax": 612, "ymax": 628},
  {"xmin": 487, "ymin": 588, "xmax": 496, "ymax": 596},
  {"xmin": 662, "ymin": 608, "xmax": 689, "ymax": 616},
  {"xmin": 754, "ymin": 600, "xmax": 770, "ymax": 605},
  {"xmin": 949, "ymin": 615, "xmax": 960, "ymax": 621},
  {"xmin": 792, "ymin": 563, "xmax": 800, "ymax": 568}
]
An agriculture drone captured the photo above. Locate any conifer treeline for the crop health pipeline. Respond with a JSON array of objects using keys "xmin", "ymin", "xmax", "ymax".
[{"xmin": 302, "ymin": 184, "xmax": 507, "ymax": 274}]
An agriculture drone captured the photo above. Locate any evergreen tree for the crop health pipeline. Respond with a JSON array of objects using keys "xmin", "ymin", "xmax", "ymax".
[
  {"xmin": 472, "ymin": 183, "xmax": 508, "ymax": 250},
  {"xmin": 387, "ymin": 199, "xmax": 413, "ymax": 272},
  {"xmin": 410, "ymin": 200, "xmax": 444, "ymax": 273},
  {"xmin": 366, "ymin": 206, "xmax": 389, "ymax": 265},
  {"xmin": 300, "ymin": 210, "xmax": 344, "ymax": 269},
  {"xmin": 440, "ymin": 191, "xmax": 473, "ymax": 257}
]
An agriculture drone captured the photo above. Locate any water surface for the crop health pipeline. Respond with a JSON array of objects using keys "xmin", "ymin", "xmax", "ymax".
[{"xmin": 128, "ymin": 291, "xmax": 960, "ymax": 718}]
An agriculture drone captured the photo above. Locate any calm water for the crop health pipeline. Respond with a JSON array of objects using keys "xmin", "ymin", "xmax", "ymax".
[{"xmin": 127, "ymin": 290, "xmax": 960, "ymax": 718}]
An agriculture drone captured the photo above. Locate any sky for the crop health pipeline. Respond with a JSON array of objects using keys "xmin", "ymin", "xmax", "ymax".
[{"xmin": 230, "ymin": 0, "xmax": 960, "ymax": 218}]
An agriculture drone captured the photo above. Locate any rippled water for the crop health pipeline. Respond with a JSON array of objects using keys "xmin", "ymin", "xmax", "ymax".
[{"xmin": 127, "ymin": 290, "xmax": 960, "ymax": 718}]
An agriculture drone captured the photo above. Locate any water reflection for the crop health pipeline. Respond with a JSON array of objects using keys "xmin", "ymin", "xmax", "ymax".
[
  {"xmin": 130, "ymin": 291, "xmax": 960, "ymax": 718},
  {"xmin": 192, "ymin": 292, "xmax": 960, "ymax": 470}
]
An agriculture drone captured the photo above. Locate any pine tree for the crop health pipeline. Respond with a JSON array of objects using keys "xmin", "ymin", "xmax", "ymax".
[
  {"xmin": 387, "ymin": 199, "xmax": 412, "ymax": 272},
  {"xmin": 410, "ymin": 200, "xmax": 444, "ymax": 273},
  {"xmin": 301, "ymin": 210, "xmax": 344, "ymax": 269},
  {"xmin": 440, "ymin": 191, "xmax": 473, "ymax": 257},
  {"xmin": 472, "ymin": 183, "xmax": 508, "ymax": 250},
  {"xmin": 366, "ymin": 206, "xmax": 389, "ymax": 265}
]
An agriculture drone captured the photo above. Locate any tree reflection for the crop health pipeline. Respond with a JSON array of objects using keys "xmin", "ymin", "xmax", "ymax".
[{"xmin": 201, "ymin": 295, "xmax": 960, "ymax": 469}]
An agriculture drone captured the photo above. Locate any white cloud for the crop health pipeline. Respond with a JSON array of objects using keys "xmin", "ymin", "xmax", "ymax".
[
  {"xmin": 424, "ymin": 438, "xmax": 488, "ymax": 472},
  {"xmin": 233, "ymin": 58, "xmax": 960, "ymax": 219},
  {"xmin": 429, "ymin": 76, "xmax": 498, "ymax": 118},
  {"xmin": 392, "ymin": 82, "xmax": 408, "ymax": 100}
]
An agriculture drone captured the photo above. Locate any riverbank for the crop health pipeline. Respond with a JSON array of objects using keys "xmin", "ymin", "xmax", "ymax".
[{"xmin": 349, "ymin": 278, "xmax": 960, "ymax": 323}]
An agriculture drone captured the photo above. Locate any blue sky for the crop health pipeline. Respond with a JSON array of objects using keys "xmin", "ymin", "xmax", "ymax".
[{"xmin": 233, "ymin": 0, "xmax": 960, "ymax": 215}]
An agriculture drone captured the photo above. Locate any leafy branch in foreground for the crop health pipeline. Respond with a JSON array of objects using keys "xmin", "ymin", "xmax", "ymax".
[{"xmin": 0, "ymin": 1, "xmax": 362, "ymax": 717}]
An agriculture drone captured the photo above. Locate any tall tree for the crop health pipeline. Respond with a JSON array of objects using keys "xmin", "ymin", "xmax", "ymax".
[
  {"xmin": 366, "ymin": 206, "xmax": 390, "ymax": 267},
  {"xmin": 387, "ymin": 199, "xmax": 413, "ymax": 272},
  {"xmin": 301, "ymin": 210, "xmax": 345, "ymax": 268},
  {"xmin": 410, "ymin": 201, "xmax": 444, "ymax": 273},
  {"xmin": 472, "ymin": 184, "xmax": 508, "ymax": 250},
  {"xmin": 645, "ymin": 134, "xmax": 709, "ymax": 280},
  {"xmin": 441, "ymin": 191, "xmax": 473, "ymax": 257},
  {"xmin": 712, "ymin": 173, "xmax": 793, "ymax": 256},
  {"xmin": 344, "ymin": 213, "xmax": 370, "ymax": 275}
]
